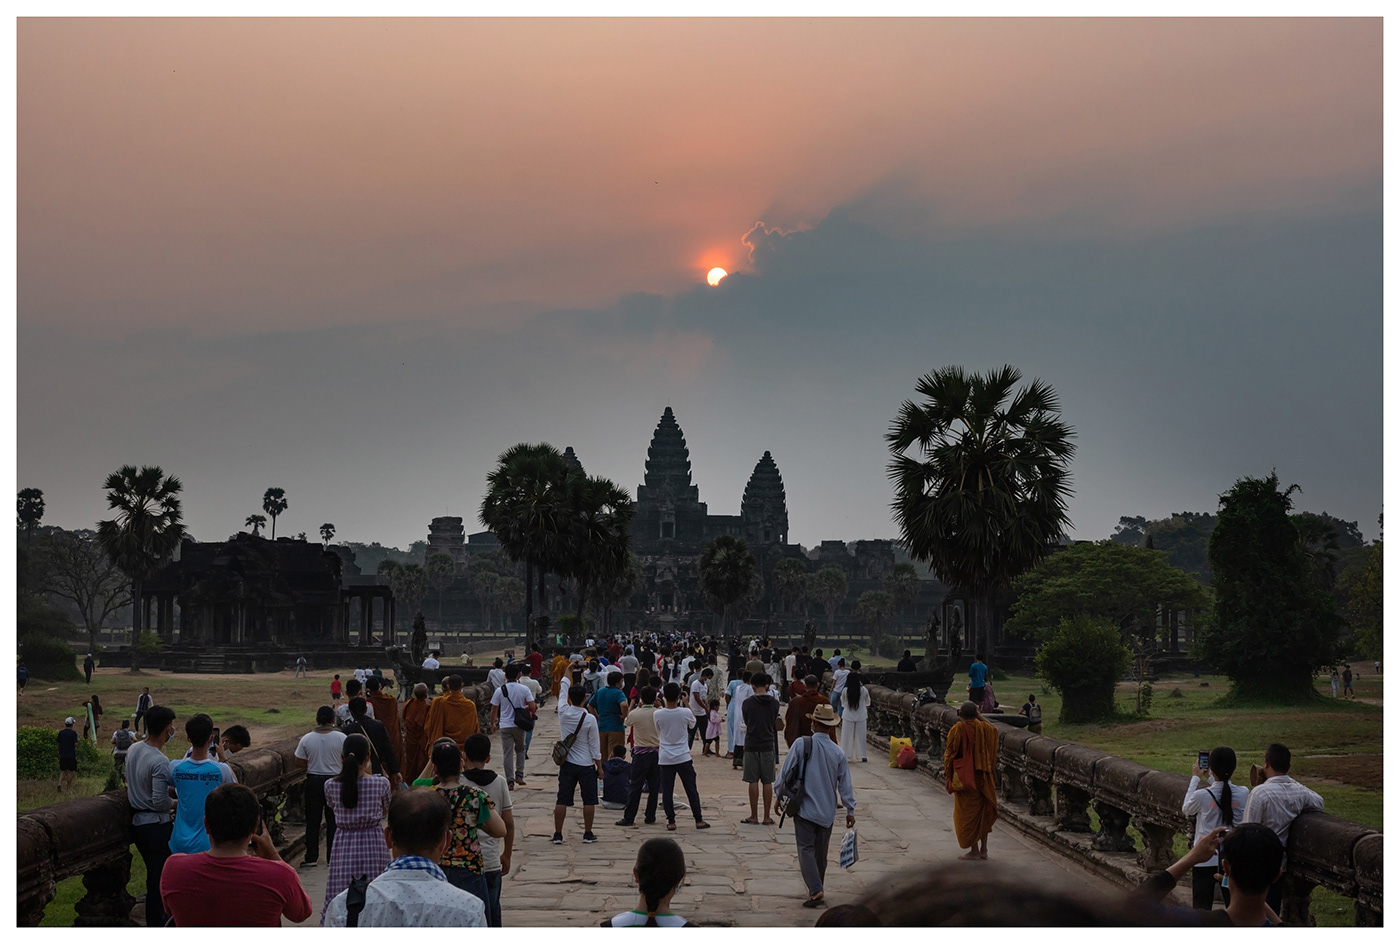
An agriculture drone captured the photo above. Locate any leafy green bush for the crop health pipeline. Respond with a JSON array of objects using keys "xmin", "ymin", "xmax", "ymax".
[
  {"xmin": 18, "ymin": 632, "xmax": 81, "ymax": 682},
  {"xmin": 134, "ymin": 630, "xmax": 163, "ymax": 658},
  {"xmin": 1035, "ymin": 616, "xmax": 1129, "ymax": 723},
  {"xmin": 16, "ymin": 726, "xmax": 103, "ymax": 780}
]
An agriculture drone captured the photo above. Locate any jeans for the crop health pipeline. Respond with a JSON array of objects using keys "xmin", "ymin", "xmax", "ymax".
[
  {"xmin": 484, "ymin": 869, "xmax": 503, "ymax": 927},
  {"xmin": 661, "ymin": 761, "xmax": 703, "ymax": 824},
  {"xmin": 1192, "ymin": 865, "xmax": 1229, "ymax": 910},
  {"xmin": 303, "ymin": 773, "xmax": 337, "ymax": 862},
  {"xmin": 131, "ymin": 820, "xmax": 173, "ymax": 927},
  {"xmin": 501, "ymin": 727, "xmax": 527, "ymax": 783},
  {"xmin": 620, "ymin": 750, "xmax": 660, "ymax": 824},
  {"xmin": 443, "ymin": 866, "xmax": 489, "ymax": 907},
  {"xmin": 793, "ymin": 815, "xmax": 833, "ymax": 897}
]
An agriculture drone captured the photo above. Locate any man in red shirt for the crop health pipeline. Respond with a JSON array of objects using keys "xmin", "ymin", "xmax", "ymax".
[
  {"xmin": 527, "ymin": 643, "xmax": 545, "ymax": 680},
  {"xmin": 161, "ymin": 783, "xmax": 312, "ymax": 926}
]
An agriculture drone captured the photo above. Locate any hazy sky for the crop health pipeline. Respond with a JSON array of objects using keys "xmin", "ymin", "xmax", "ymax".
[{"xmin": 16, "ymin": 18, "xmax": 1383, "ymax": 549}]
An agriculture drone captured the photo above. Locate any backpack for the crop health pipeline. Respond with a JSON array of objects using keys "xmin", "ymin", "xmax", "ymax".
[
  {"xmin": 553, "ymin": 712, "xmax": 588, "ymax": 767},
  {"xmin": 1027, "ymin": 702, "xmax": 1042, "ymax": 724},
  {"xmin": 505, "ymin": 683, "xmax": 535, "ymax": 732},
  {"xmin": 774, "ymin": 736, "xmax": 814, "ymax": 827},
  {"xmin": 113, "ymin": 729, "xmax": 134, "ymax": 751}
]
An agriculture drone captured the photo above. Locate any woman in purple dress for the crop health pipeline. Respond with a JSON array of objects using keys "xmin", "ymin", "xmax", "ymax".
[{"xmin": 320, "ymin": 733, "xmax": 392, "ymax": 923}]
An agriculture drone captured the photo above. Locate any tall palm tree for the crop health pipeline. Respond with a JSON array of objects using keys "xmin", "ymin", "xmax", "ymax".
[
  {"xmin": 589, "ymin": 552, "xmax": 644, "ymax": 637},
  {"xmin": 855, "ymin": 589, "xmax": 897, "ymax": 658},
  {"xmin": 426, "ymin": 552, "xmax": 458, "ymax": 630},
  {"xmin": 887, "ymin": 365, "xmax": 1075, "ymax": 664},
  {"xmin": 562, "ymin": 474, "xmax": 634, "ymax": 632},
  {"xmin": 96, "ymin": 465, "xmax": 186, "ymax": 671},
  {"xmin": 812, "ymin": 565, "xmax": 849, "ymax": 643},
  {"xmin": 772, "ymin": 558, "xmax": 810, "ymax": 641},
  {"xmin": 17, "ymin": 487, "xmax": 45, "ymax": 548},
  {"xmin": 244, "ymin": 514, "xmax": 266, "ymax": 536},
  {"xmin": 389, "ymin": 562, "xmax": 428, "ymax": 644},
  {"xmin": 698, "ymin": 535, "xmax": 756, "ymax": 636},
  {"xmin": 320, "ymin": 523, "xmax": 335, "ymax": 547},
  {"xmin": 882, "ymin": 562, "xmax": 920, "ymax": 649},
  {"xmin": 262, "ymin": 488, "xmax": 288, "ymax": 539}
]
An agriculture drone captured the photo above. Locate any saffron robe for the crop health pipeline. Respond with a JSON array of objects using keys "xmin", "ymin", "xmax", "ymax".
[
  {"xmin": 944, "ymin": 717, "xmax": 1000, "ymax": 848},
  {"xmin": 422, "ymin": 691, "xmax": 480, "ymax": 752},
  {"xmin": 401, "ymin": 696, "xmax": 431, "ymax": 781}
]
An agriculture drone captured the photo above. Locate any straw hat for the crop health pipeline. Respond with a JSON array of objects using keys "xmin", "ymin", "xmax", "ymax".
[{"xmin": 808, "ymin": 704, "xmax": 840, "ymax": 727}]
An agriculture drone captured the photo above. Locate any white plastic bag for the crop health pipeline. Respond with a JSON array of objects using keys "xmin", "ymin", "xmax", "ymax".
[{"xmin": 839, "ymin": 827, "xmax": 859, "ymax": 869}]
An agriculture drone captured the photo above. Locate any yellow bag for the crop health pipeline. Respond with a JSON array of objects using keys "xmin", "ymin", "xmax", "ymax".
[{"xmin": 889, "ymin": 736, "xmax": 912, "ymax": 768}]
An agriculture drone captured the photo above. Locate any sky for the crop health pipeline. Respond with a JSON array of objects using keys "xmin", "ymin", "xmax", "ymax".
[{"xmin": 15, "ymin": 17, "xmax": 1384, "ymax": 550}]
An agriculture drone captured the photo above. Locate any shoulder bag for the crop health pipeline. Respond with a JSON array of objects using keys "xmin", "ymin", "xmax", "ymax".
[
  {"xmin": 509, "ymin": 683, "xmax": 536, "ymax": 732},
  {"xmin": 552, "ymin": 711, "xmax": 588, "ymax": 767},
  {"xmin": 946, "ymin": 724, "xmax": 978, "ymax": 794}
]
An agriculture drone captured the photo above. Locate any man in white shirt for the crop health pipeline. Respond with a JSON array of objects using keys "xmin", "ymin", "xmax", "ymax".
[
  {"xmin": 489, "ymin": 663, "xmax": 537, "ymax": 788},
  {"xmin": 1243, "ymin": 742, "xmax": 1324, "ymax": 915},
  {"xmin": 487, "ymin": 659, "xmax": 507, "ymax": 690},
  {"xmin": 324, "ymin": 790, "xmax": 486, "ymax": 927},
  {"xmin": 687, "ymin": 669, "xmax": 711, "ymax": 750},
  {"xmin": 619, "ymin": 647, "xmax": 639, "ymax": 676},
  {"xmin": 293, "ymin": 706, "xmax": 346, "ymax": 867},
  {"xmin": 421, "ymin": 652, "xmax": 441, "ymax": 670},
  {"xmin": 782, "ymin": 648, "xmax": 799, "ymax": 702},
  {"xmin": 552, "ymin": 686, "xmax": 602, "ymax": 845},
  {"xmin": 655, "ymin": 682, "xmax": 710, "ymax": 830}
]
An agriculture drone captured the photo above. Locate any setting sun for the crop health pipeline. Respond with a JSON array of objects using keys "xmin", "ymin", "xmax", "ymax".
[{"xmin": 706, "ymin": 267, "xmax": 728, "ymax": 286}]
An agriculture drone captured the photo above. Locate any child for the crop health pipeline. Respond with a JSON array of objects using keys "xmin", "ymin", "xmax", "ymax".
[
  {"xmin": 602, "ymin": 838, "xmax": 692, "ymax": 927},
  {"xmin": 704, "ymin": 698, "xmax": 723, "ymax": 756},
  {"xmin": 330, "ymin": 674, "xmax": 342, "ymax": 702},
  {"xmin": 602, "ymin": 745, "xmax": 631, "ymax": 810}
]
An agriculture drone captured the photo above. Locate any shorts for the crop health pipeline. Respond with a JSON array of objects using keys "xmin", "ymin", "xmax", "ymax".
[
  {"xmin": 332, "ymin": 693, "xmax": 342, "ymax": 701},
  {"xmin": 969, "ymin": 686, "xmax": 985, "ymax": 705},
  {"xmin": 742, "ymin": 748, "xmax": 776, "ymax": 784},
  {"xmin": 555, "ymin": 762, "xmax": 599, "ymax": 807},
  {"xmin": 59, "ymin": 757, "xmax": 78, "ymax": 772}
]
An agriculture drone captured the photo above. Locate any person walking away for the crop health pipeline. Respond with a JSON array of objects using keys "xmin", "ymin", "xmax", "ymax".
[
  {"xmin": 518, "ymin": 671, "xmax": 544, "ymax": 754},
  {"xmin": 487, "ymin": 658, "xmax": 507, "ymax": 690},
  {"xmin": 553, "ymin": 685, "xmax": 603, "ymax": 845},
  {"xmin": 528, "ymin": 642, "xmax": 544, "ymax": 681},
  {"xmin": 127, "ymin": 705, "xmax": 177, "ymax": 926},
  {"xmin": 602, "ymin": 838, "xmax": 694, "ymax": 926},
  {"xmin": 135, "ymin": 686, "xmax": 153, "ymax": 734},
  {"xmin": 602, "ymin": 745, "xmax": 632, "ymax": 809},
  {"xmin": 462, "ymin": 733, "xmax": 515, "ymax": 927},
  {"xmin": 57, "ymin": 717, "xmax": 79, "ymax": 792},
  {"xmin": 321, "ymin": 734, "xmax": 393, "ymax": 923},
  {"xmin": 160, "ymin": 783, "xmax": 314, "ymax": 926},
  {"xmin": 838, "ymin": 662, "xmax": 872, "ymax": 762},
  {"xmin": 84, "ymin": 695, "xmax": 104, "ymax": 740},
  {"xmin": 323, "ymin": 790, "xmax": 487, "ymax": 927},
  {"xmin": 1182, "ymin": 746, "xmax": 1249, "ymax": 910},
  {"xmin": 968, "ymin": 653, "xmax": 988, "ymax": 706},
  {"xmin": 330, "ymin": 674, "xmax": 342, "ymax": 703},
  {"xmin": 401, "ymin": 682, "xmax": 431, "ymax": 785},
  {"xmin": 18, "ymin": 658, "xmax": 29, "ymax": 695},
  {"xmin": 704, "ymin": 698, "xmax": 723, "ymax": 756},
  {"xmin": 741, "ymin": 673, "xmax": 782, "ymax": 824},
  {"xmin": 335, "ymin": 679, "xmax": 375, "ymax": 726},
  {"xmin": 829, "ymin": 660, "xmax": 850, "ymax": 719},
  {"xmin": 168, "ymin": 713, "xmax": 237, "ymax": 855},
  {"xmin": 944, "ymin": 700, "xmax": 1000, "ymax": 860},
  {"xmin": 778, "ymin": 703, "xmax": 856, "ymax": 909},
  {"xmin": 617, "ymin": 685, "xmax": 663, "ymax": 827},
  {"xmin": 896, "ymin": 650, "xmax": 918, "ymax": 672},
  {"xmin": 687, "ymin": 668, "xmax": 711, "ymax": 750},
  {"xmin": 364, "ymin": 676, "xmax": 402, "ymax": 771},
  {"xmin": 588, "ymin": 670, "xmax": 630, "ymax": 761},
  {"xmin": 341, "ymin": 696, "xmax": 401, "ymax": 785},
  {"xmin": 728, "ymin": 671, "xmax": 753, "ymax": 768},
  {"xmin": 785, "ymin": 675, "xmax": 830, "ymax": 748},
  {"xmin": 421, "ymin": 739, "xmax": 505, "ymax": 905},
  {"xmin": 423, "ymin": 674, "xmax": 480, "ymax": 747},
  {"xmin": 83, "ymin": 652, "xmax": 94, "ymax": 684},
  {"xmin": 1019, "ymin": 694, "xmax": 1043, "ymax": 733},
  {"xmin": 111, "ymin": 719, "xmax": 136, "ymax": 782},
  {"xmin": 1242, "ymin": 742, "xmax": 1324, "ymax": 915},
  {"xmin": 490, "ymin": 663, "xmax": 538, "ymax": 788},
  {"xmin": 1329, "ymin": 668, "xmax": 1341, "ymax": 698},
  {"xmin": 1342, "ymin": 664, "xmax": 1354, "ymax": 699},
  {"xmin": 655, "ymin": 682, "xmax": 710, "ymax": 831},
  {"xmin": 293, "ymin": 706, "xmax": 346, "ymax": 869}
]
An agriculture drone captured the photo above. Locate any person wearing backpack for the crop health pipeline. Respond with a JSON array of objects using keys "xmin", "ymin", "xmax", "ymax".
[
  {"xmin": 1019, "ymin": 694, "xmax": 1043, "ymax": 734},
  {"xmin": 490, "ymin": 663, "xmax": 537, "ymax": 789},
  {"xmin": 776, "ymin": 703, "xmax": 856, "ymax": 909},
  {"xmin": 111, "ymin": 719, "xmax": 137, "ymax": 782}
]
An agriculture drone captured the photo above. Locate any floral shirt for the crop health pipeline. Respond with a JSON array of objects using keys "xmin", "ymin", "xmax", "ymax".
[{"xmin": 434, "ymin": 780, "xmax": 494, "ymax": 873}]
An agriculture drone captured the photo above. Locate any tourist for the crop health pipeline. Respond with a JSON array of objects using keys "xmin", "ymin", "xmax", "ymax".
[
  {"xmin": 655, "ymin": 681, "xmax": 710, "ymax": 831},
  {"xmin": 785, "ymin": 674, "xmax": 829, "ymax": 748},
  {"xmin": 589, "ymin": 670, "xmax": 630, "ymax": 760},
  {"xmin": 630, "ymin": 667, "xmax": 652, "ymax": 706},
  {"xmin": 838, "ymin": 661, "xmax": 871, "ymax": 762},
  {"xmin": 422, "ymin": 650, "xmax": 442, "ymax": 670},
  {"xmin": 295, "ymin": 654, "xmax": 308, "ymax": 678},
  {"xmin": 354, "ymin": 665, "xmax": 367, "ymax": 686},
  {"xmin": 342, "ymin": 696, "xmax": 402, "ymax": 784},
  {"xmin": 619, "ymin": 645, "xmax": 639, "ymax": 689},
  {"xmin": 1131, "ymin": 824, "xmax": 1285, "ymax": 925},
  {"xmin": 1342, "ymin": 664, "xmax": 1354, "ymax": 699},
  {"xmin": 56, "ymin": 716, "xmax": 79, "ymax": 792},
  {"xmin": 741, "ymin": 672, "xmax": 781, "ymax": 824},
  {"xmin": 323, "ymin": 790, "xmax": 487, "ymax": 927},
  {"xmin": 550, "ymin": 652, "xmax": 570, "ymax": 702},
  {"xmin": 293, "ymin": 706, "xmax": 346, "ymax": 869},
  {"xmin": 364, "ymin": 676, "xmax": 402, "ymax": 768},
  {"xmin": 330, "ymin": 674, "xmax": 342, "ymax": 703},
  {"xmin": 83, "ymin": 652, "xmax": 94, "ymax": 684},
  {"xmin": 1329, "ymin": 667, "xmax": 1341, "ymax": 698},
  {"xmin": 583, "ymin": 658, "xmax": 605, "ymax": 697},
  {"xmin": 778, "ymin": 703, "xmax": 855, "ymax": 908},
  {"xmin": 423, "ymin": 674, "xmax": 480, "ymax": 747},
  {"xmin": 980, "ymin": 679, "xmax": 998, "ymax": 714},
  {"xmin": 944, "ymin": 700, "xmax": 1000, "ymax": 861},
  {"xmin": 553, "ymin": 685, "xmax": 602, "ymax": 845},
  {"xmin": 168, "ymin": 713, "xmax": 237, "ymax": 855},
  {"xmin": 1183, "ymin": 746, "xmax": 1249, "ymax": 910},
  {"xmin": 217, "ymin": 725, "xmax": 251, "ymax": 756},
  {"xmin": 402, "ymin": 683, "xmax": 431, "ymax": 783},
  {"xmin": 617, "ymin": 685, "xmax": 662, "ymax": 827},
  {"xmin": 703, "ymin": 698, "xmax": 723, "ymax": 756},
  {"xmin": 601, "ymin": 838, "xmax": 693, "ymax": 927},
  {"xmin": 489, "ymin": 662, "xmax": 537, "ymax": 788},
  {"xmin": 18, "ymin": 658, "xmax": 28, "ymax": 695},
  {"xmin": 517, "ymin": 670, "xmax": 544, "ymax": 755},
  {"xmin": 686, "ymin": 667, "xmax": 710, "ymax": 750},
  {"xmin": 487, "ymin": 658, "xmax": 507, "ymax": 690},
  {"xmin": 1242, "ymin": 743, "xmax": 1324, "ymax": 914},
  {"xmin": 420, "ymin": 738, "xmax": 505, "ymax": 904},
  {"xmin": 127, "ymin": 704, "xmax": 177, "ymax": 927},
  {"xmin": 968, "ymin": 653, "xmax": 989, "ymax": 707},
  {"xmin": 335, "ymin": 678, "xmax": 376, "ymax": 725},
  {"xmin": 321, "ymin": 733, "xmax": 393, "ymax": 923},
  {"xmin": 160, "ymin": 783, "xmax": 314, "ymax": 926},
  {"xmin": 727, "ymin": 670, "xmax": 753, "ymax": 767},
  {"xmin": 111, "ymin": 719, "xmax": 136, "ymax": 781},
  {"xmin": 896, "ymin": 649, "xmax": 919, "ymax": 672},
  {"xmin": 462, "ymin": 733, "xmax": 514, "ymax": 927},
  {"xmin": 602, "ymin": 745, "xmax": 632, "ymax": 809},
  {"xmin": 830, "ymin": 659, "xmax": 850, "ymax": 718},
  {"xmin": 783, "ymin": 647, "xmax": 800, "ymax": 700},
  {"xmin": 135, "ymin": 686, "xmax": 152, "ymax": 734},
  {"xmin": 83, "ymin": 694, "xmax": 104, "ymax": 740},
  {"xmin": 527, "ymin": 642, "xmax": 544, "ymax": 681}
]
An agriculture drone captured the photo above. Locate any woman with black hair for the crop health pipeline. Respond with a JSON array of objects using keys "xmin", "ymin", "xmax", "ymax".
[
  {"xmin": 419, "ymin": 738, "xmax": 506, "ymax": 904},
  {"xmin": 602, "ymin": 838, "xmax": 692, "ymax": 926},
  {"xmin": 320, "ymin": 733, "xmax": 392, "ymax": 924},
  {"xmin": 1182, "ymin": 746, "xmax": 1250, "ymax": 910},
  {"xmin": 837, "ymin": 660, "xmax": 871, "ymax": 762}
]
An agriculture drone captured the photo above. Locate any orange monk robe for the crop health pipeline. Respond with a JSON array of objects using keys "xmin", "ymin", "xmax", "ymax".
[
  {"xmin": 365, "ymin": 690, "xmax": 403, "ymax": 766},
  {"xmin": 550, "ymin": 656, "xmax": 569, "ymax": 698},
  {"xmin": 401, "ymin": 696, "xmax": 431, "ymax": 782},
  {"xmin": 944, "ymin": 717, "xmax": 1001, "ymax": 849},
  {"xmin": 422, "ymin": 690, "xmax": 480, "ymax": 751}
]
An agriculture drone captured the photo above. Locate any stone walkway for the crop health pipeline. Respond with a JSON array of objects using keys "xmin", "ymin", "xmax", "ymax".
[{"xmin": 288, "ymin": 707, "xmax": 1121, "ymax": 926}]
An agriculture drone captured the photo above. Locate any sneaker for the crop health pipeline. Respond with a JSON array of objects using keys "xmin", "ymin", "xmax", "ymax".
[
  {"xmin": 582, "ymin": 832, "xmax": 599, "ymax": 843},
  {"xmin": 550, "ymin": 832, "xmax": 564, "ymax": 845},
  {"xmin": 516, "ymin": 778, "xmax": 527, "ymax": 787},
  {"xmin": 299, "ymin": 861, "xmax": 318, "ymax": 868}
]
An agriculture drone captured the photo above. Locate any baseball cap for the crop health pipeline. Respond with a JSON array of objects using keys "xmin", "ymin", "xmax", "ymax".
[{"xmin": 64, "ymin": 717, "xmax": 75, "ymax": 725}]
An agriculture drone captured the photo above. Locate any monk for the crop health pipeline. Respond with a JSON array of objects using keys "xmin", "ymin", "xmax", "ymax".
[
  {"xmin": 422, "ymin": 674, "xmax": 480, "ymax": 758},
  {"xmin": 783, "ymin": 674, "xmax": 829, "ymax": 748},
  {"xmin": 364, "ymin": 676, "xmax": 402, "ymax": 766},
  {"xmin": 550, "ymin": 654, "xmax": 569, "ymax": 699},
  {"xmin": 401, "ymin": 682, "xmax": 431, "ymax": 783},
  {"xmin": 944, "ymin": 700, "xmax": 1000, "ymax": 860}
]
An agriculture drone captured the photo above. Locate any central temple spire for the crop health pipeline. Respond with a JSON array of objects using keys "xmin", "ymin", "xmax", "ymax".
[{"xmin": 641, "ymin": 406, "xmax": 699, "ymax": 500}]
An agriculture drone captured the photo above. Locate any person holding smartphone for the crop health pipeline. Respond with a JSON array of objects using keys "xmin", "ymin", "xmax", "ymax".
[{"xmin": 1182, "ymin": 746, "xmax": 1249, "ymax": 910}]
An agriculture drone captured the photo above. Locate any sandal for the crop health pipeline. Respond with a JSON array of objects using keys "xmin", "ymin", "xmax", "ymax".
[
  {"xmin": 762, "ymin": 819, "xmax": 775, "ymax": 825},
  {"xmin": 740, "ymin": 817, "xmax": 760, "ymax": 825}
]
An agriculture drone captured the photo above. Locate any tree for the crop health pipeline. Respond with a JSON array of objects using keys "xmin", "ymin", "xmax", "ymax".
[
  {"xmin": 772, "ymin": 558, "xmax": 811, "ymax": 641},
  {"xmin": 887, "ymin": 365, "xmax": 1075, "ymax": 665},
  {"xmin": 855, "ymin": 589, "xmax": 896, "ymax": 657},
  {"xmin": 96, "ymin": 465, "xmax": 186, "ymax": 671},
  {"xmin": 17, "ymin": 487, "xmax": 45, "ymax": 548},
  {"xmin": 320, "ymin": 523, "xmax": 335, "ymax": 547},
  {"xmin": 811, "ymin": 564, "xmax": 849, "ymax": 642},
  {"xmin": 882, "ymin": 562, "xmax": 920, "ymax": 648},
  {"xmin": 589, "ymin": 552, "xmax": 644, "ymax": 637},
  {"xmin": 560, "ymin": 474, "xmax": 634, "ymax": 633},
  {"xmin": 388, "ymin": 562, "xmax": 428, "ymax": 643},
  {"xmin": 244, "ymin": 514, "xmax": 266, "ymax": 536},
  {"xmin": 698, "ymin": 535, "xmax": 756, "ymax": 636},
  {"xmin": 491, "ymin": 576, "xmax": 526, "ymax": 635},
  {"xmin": 1036, "ymin": 616, "xmax": 1129, "ymax": 723},
  {"xmin": 426, "ymin": 552, "xmax": 458, "ymax": 629},
  {"xmin": 1340, "ymin": 541, "xmax": 1382, "ymax": 660},
  {"xmin": 33, "ymin": 529, "xmax": 133, "ymax": 655},
  {"xmin": 261, "ymin": 487, "xmax": 288, "ymax": 539},
  {"xmin": 1195, "ymin": 472, "xmax": 1342, "ymax": 700}
]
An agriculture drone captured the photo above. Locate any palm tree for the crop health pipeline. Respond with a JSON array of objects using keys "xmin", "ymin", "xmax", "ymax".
[
  {"xmin": 492, "ymin": 576, "xmax": 526, "ymax": 636},
  {"xmin": 590, "ymin": 553, "xmax": 644, "ymax": 637},
  {"xmin": 244, "ymin": 514, "xmax": 266, "ymax": 536},
  {"xmin": 426, "ymin": 552, "xmax": 458, "ymax": 631},
  {"xmin": 882, "ymin": 562, "xmax": 920, "ymax": 650},
  {"xmin": 262, "ymin": 488, "xmax": 288, "ymax": 539},
  {"xmin": 772, "ymin": 558, "xmax": 810, "ymax": 641},
  {"xmin": 17, "ymin": 488, "xmax": 45, "ymax": 548},
  {"xmin": 811, "ymin": 565, "xmax": 849, "ymax": 644},
  {"xmin": 96, "ymin": 465, "xmax": 186, "ymax": 671},
  {"xmin": 320, "ymin": 523, "xmax": 335, "ymax": 547},
  {"xmin": 389, "ymin": 562, "xmax": 428, "ymax": 645},
  {"xmin": 698, "ymin": 535, "xmax": 756, "ymax": 636},
  {"xmin": 855, "ymin": 589, "xmax": 897, "ymax": 658},
  {"xmin": 887, "ymin": 364, "xmax": 1075, "ymax": 665},
  {"xmin": 562, "ymin": 474, "xmax": 634, "ymax": 632}
]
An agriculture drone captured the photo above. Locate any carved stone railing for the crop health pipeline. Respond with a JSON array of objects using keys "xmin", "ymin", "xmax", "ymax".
[
  {"xmin": 16, "ymin": 737, "xmax": 308, "ymax": 926},
  {"xmin": 866, "ymin": 685, "xmax": 1383, "ymax": 926}
]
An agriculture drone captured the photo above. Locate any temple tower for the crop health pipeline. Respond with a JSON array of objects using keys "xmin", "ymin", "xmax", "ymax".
[
  {"xmin": 633, "ymin": 407, "xmax": 709, "ymax": 551},
  {"xmin": 741, "ymin": 450, "xmax": 789, "ymax": 547}
]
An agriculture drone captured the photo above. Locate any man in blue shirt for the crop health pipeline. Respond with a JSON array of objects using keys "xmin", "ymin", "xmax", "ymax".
[
  {"xmin": 168, "ymin": 713, "xmax": 236, "ymax": 855},
  {"xmin": 589, "ymin": 671, "xmax": 631, "ymax": 760},
  {"xmin": 778, "ymin": 703, "xmax": 855, "ymax": 908},
  {"xmin": 968, "ymin": 653, "xmax": 989, "ymax": 706}
]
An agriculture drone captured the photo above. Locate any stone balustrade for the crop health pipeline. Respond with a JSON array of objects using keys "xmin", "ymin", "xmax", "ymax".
[{"xmin": 865, "ymin": 684, "xmax": 1383, "ymax": 927}]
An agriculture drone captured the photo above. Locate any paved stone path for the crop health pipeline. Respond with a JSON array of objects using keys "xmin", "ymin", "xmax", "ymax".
[{"xmin": 288, "ymin": 705, "xmax": 1121, "ymax": 926}]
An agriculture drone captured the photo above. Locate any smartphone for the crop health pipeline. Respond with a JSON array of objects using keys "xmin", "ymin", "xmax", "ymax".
[
  {"xmin": 1197, "ymin": 751, "xmax": 1210, "ymax": 770},
  {"xmin": 211, "ymin": 727, "xmax": 221, "ymax": 746}
]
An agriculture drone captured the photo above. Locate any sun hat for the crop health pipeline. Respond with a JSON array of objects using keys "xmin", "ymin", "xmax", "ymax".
[{"xmin": 808, "ymin": 704, "xmax": 840, "ymax": 727}]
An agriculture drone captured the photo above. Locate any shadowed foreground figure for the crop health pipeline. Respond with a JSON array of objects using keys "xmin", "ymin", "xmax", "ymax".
[{"xmin": 944, "ymin": 700, "xmax": 999, "ymax": 859}]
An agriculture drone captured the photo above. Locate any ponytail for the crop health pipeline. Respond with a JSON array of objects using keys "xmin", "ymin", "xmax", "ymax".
[
  {"xmin": 634, "ymin": 837, "xmax": 686, "ymax": 927},
  {"xmin": 339, "ymin": 733, "xmax": 371, "ymax": 809},
  {"xmin": 847, "ymin": 663, "xmax": 863, "ymax": 709},
  {"xmin": 1209, "ymin": 746, "xmax": 1238, "ymax": 827}
]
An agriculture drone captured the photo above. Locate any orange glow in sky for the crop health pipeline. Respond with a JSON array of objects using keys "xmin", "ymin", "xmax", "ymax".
[{"xmin": 706, "ymin": 267, "xmax": 728, "ymax": 286}]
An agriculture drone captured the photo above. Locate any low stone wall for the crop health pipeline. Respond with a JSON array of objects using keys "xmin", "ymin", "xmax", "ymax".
[{"xmin": 864, "ymin": 684, "xmax": 1383, "ymax": 926}]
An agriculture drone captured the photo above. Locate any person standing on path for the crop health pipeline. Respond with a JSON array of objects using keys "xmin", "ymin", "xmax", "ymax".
[
  {"xmin": 83, "ymin": 652, "xmax": 94, "ymax": 684},
  {"xmin": 136, "ymin": 686, "xmax": 153, "ymax": 735},
  {"xmin": 401, "ymin": 683, "xmax": 431, "ymax": 785},
  {"xmin": 1329, "ymin": 668, "xmax": 1341, "ymax": 698},
  {"xmin": 1242, "ymin": 742, "xmax": 1324, "ymax": 915},
  {"xmin": 589, "ymin": 669, "xmax": 631, "ymax": 761},
  {"xmin": 1342, "ymin": 664, "xmax": 1354, "ymax": 699},
  {"xmin": 1182, "ymin": 746, "xmax": 1249, "ymax": 910},
  {"xmin": 944, "ymin": 701, "xmax": 1000, "ymax": 861},
  {"xmin": 687, "ymin": 668, "xmax": 711, "ymax": 750},
  {"xmin": 527, "ymin": 642, "xmax": 544, "ymax": 681},
  {"xmin": 57, "ymin": 717, "xmax": 79, "ymax": 792},
  {"xmin": 617, "ymin": 685, "xmax": 663, "ymax": 827},
  {"xmin": 837, "ymin": 662, "xmax": 871, "ymax": 762},
  {"xmin": 490, "ymin": 663, "xmax": 537, "ymax": 788},
  {"xmin": 728, "ymin": 670, "xmax": 753, "ymax": 768},
  {"xmin": 321, "ymin": 734, "xmax": 393, "ymax": 924},
  {"xmin": 330, "ymin": 674, "xmax": 342, "ymax": 703},
  {"xmin": 293, "ymin": 706, "xmax": 346, "ymax": 869},
  {"xmin": 341, "ymin": 696, "xmax": 401, "ymax": 784},
  {"xmin": 462, "ymin": 733, "xmax": 514, "ymax": 927},
  {"xmin": 655, "ymin": 682, "xmax": 711, "ymax": 832},
  {"xmin": 784, "ymin": 675, "xmax": 829, "ymax": 748},
  {"xmin": 420, "ymin": 739, "xmax": 505, "ymax": 905},
  {"xmin": 552, "ymin": 685, "xmax": 602, "ymax": 845},
  {"xmin": 423, "ymin": 675, "xmax": 480, "ymax": 748},
  {"xmin": 740, "ymin": 673, "xmax": 781, "ymax": 824},
  {"xmin": 967, "ymin": 654, "xmax": 988, "ymax": 706},
  {"xmin": 487, "ymin": 658, "xmax": 507, "ymax": 691},
  {"xmin": 364, "ymin": 675, "xmax": 402, "ymax": 769},
  {"xmin": 777, "ymin": 704, "xmax": 855, "ymax": 909},
  {"xmin": 126, "ymin": 704, "xmax": 177, "ymax": 927}
]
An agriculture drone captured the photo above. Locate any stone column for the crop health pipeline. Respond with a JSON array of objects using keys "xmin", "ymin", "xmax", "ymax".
[{"xmin": 73, "ymin": 851, "xmax": 136, "ymax": 926}]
